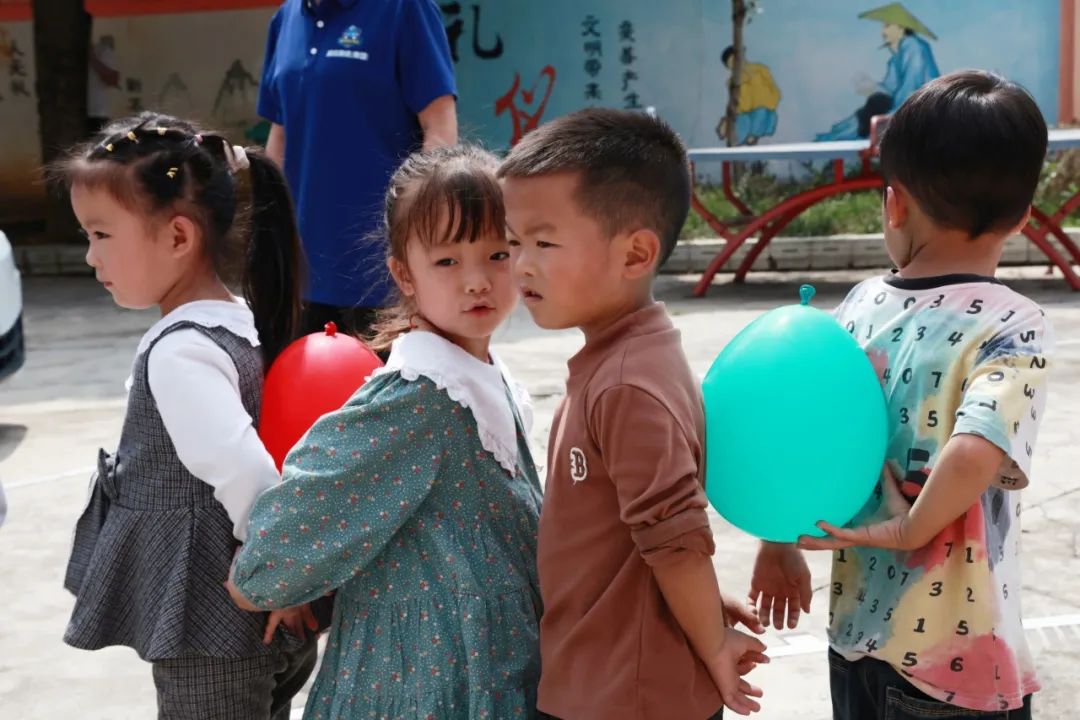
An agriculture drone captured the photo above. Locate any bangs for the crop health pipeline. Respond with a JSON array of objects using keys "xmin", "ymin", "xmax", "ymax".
[
  {"xmin": 402, "ymin": 159, "xmax": 505, "ymax": 248},
  {"xmin": 55, "ymin": 156, "xmax": 150, "ymax": 215}
]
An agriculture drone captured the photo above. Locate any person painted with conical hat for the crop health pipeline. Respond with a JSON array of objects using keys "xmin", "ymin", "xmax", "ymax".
[{"xmin": 816, "ymin": 2, "xmax": 940, "ymax": 141}]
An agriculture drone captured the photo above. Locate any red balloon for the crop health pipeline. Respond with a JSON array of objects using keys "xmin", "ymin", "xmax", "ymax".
[{"xmin": 260, "ymin": 322, "xmax": 383, "ymax": 470}]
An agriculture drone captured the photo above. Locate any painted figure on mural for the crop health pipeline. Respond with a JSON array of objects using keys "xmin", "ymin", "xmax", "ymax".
[
  {"xmin": 156, "ymin": 73, "xmax": 193, "ymax": 119},
  {"xmin": 715, "ymin": 45, "xmax": 780, "ymax": 145},
  {"xmin": 87, "ymin": 36, "xmax": 119, "ymax": 131},
  {"xmin": 815, "ymin": 2, "xmax": 939, "ymax": 142},
  {"xmin": 0, "ymin": 28, "xmax": 15, "ymax": 102},
  {"xmin": 212, "ymin": 60, "xmax": 261, "ymax": 140}
]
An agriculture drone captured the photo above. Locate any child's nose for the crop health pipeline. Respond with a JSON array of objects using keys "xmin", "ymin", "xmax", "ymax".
[
  {"xmin": 465, "ymin": 270, "xmax": 492, "ymax": 294},
  {"xmin": 512, "ymin": 250, "xmax": 534, "ymax": 278}
]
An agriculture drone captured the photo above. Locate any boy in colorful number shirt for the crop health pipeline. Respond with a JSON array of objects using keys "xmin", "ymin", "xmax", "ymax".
[{"xmin": 771, "ymin": 71, "xmax": 1052, "ymax": 718}]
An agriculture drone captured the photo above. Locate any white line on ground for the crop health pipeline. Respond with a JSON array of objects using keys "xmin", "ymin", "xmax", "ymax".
[
  {"xmin": 5, "ymin": 467, "xmax": 94, "ymax": 490},
  {"xmin": 1021, "ymin": 613, "xmax": 1080, "ymax": 630}
]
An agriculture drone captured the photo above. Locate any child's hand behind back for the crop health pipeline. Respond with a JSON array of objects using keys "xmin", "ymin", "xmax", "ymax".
[
  {"xmin": 722, "ymin": 592, "xmax": 766, "ymax": 635},
  {"xmin": 749, "ymin": 542, "xmax": 812, "ymax": 629},
  {"xmin": 707, "ymin": 627, "xmax": 768, "ymax": 716},
  {"xmin": 263, "ymin": 605, "xmax": 319, "ymax": 645},
  {"xmin": 798, "ymin": 465, "xmax": 914, "ymax": 552}
]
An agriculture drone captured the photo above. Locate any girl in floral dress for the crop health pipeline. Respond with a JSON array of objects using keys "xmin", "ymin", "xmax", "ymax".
[{"xmin": 229, "ymin": 145, "xmax": 543, "ymax": 720}]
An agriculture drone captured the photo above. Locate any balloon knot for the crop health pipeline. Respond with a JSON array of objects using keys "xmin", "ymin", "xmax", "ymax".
[
  {"xmin": 799, "ymin": 285, "xmax": 816, "ymax": 306},
  {"xmin": 324, "ymin": 321, "xmax": 338, "ymax": 337}
]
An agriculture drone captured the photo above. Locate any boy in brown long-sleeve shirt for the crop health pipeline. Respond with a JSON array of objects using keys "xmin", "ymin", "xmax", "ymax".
[{"xmin": 499, "ymin": 108, "xmax": 769, "ymax": 719}]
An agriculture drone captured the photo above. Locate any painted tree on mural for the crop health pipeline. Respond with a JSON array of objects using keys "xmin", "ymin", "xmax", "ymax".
[
  {"xmin": 723, "ymin": 0, "xmax": 762, "ymax": 147},
  {"xmin": 32, "ymin": 0, "xmax": 91, "ymax": 243}
]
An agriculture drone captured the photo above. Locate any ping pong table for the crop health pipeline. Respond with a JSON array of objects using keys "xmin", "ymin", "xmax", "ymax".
[{"xmin": 687, "ymin": 127, "xmax": 1080, "ymax": 295}]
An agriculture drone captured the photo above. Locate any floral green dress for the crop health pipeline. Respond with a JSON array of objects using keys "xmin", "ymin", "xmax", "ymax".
[{"xmin": 233, "ymin": 332, "xmax": 543, "ymax": 720}]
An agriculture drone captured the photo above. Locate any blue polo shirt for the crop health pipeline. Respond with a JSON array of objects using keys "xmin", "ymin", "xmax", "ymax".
[{"xmin": 258, "ymin": 0, "xmax": 456, "ymax": 307}]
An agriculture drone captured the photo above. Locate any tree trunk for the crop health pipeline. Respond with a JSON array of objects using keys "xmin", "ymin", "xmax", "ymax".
[
  {"xmin": 725, "ymin": 0, "xmax": 747, "ymax": 147},
  {"xmin": 32, "ymin": 0, "xmax": 92, "ymax": 244}
]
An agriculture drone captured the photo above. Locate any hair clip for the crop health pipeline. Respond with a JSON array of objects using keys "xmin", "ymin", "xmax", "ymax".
[
  {"xmin": 156, "ymin": 127, "xmax": 166, "ymax": 136},
  {"xmin": 166, "ymin": 167, "xmax": 179, "ymax": 179},
  {"xmin": 126, "ymin": 131, "xmax": 138, "ymax": 143},
  {"xmin": 104, "ymin": 143, "xmax": 114, "ymax": 152},
  {"xmin": 226, "ymin": 145, "xmax": 250, "ymax": 174}
]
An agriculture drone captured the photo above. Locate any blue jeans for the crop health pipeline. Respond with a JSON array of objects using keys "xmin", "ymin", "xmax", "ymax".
[{"xmin": 829, "ymin": 649, "xmax": 1032, "ymax": 720}]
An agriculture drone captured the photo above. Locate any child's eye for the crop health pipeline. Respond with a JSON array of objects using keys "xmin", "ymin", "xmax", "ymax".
[
  {"xmin": 434, "ymin": 258, "xmax": 457, "ymax": 267},
  {"xmin": 490, "ymin": 251, "xmax": 510, "ymax": 261},
  {"xmin": 507, "ymin": 238, "xmax": 520, "ymax": 247},
  {"xmin": 537, "ymin": 241, "xmax": 557, "ymax": 249}
]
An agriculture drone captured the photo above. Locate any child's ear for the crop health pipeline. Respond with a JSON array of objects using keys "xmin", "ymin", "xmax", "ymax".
[
  {"xmin": 621, "ymin": 228, "xmax": 661, "ymax": 280},
  {"xmin": 884, "ymin": 184, "xmax": 909, "ymax": 230},
  {"xmin": 388, "ymin": 257, "xmax": 415, "ymax": 296},
  {"xmin": 165, "ymin": 214, "xmax": 201, "ymax": 260}
]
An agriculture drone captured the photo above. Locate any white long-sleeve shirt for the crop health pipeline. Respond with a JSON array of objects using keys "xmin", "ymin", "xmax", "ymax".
[{"xmin": 132, "ymin": 300, "xmax": 278, "ymax": 542}]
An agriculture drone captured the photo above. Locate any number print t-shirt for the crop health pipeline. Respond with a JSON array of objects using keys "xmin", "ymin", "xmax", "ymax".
[{"xmin": 830, "ymin": 273, "xmax": 1053, "ymax": 711}]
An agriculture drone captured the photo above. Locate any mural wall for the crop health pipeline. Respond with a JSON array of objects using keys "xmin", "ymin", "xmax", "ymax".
[
  {"xmin": 0, "ymin": 0, "xmax": 1070, "ymax": 222},
  {"xmin": 0, "ymin": 20, "xmax": 41, "ymax": 220},
  {"xmin": 448, "ymin": 0, "xmax": 1062, "ymax": 151},
  {"xmin": 0, "ymin": 6, "xmax": 275, "ymax": 221}
]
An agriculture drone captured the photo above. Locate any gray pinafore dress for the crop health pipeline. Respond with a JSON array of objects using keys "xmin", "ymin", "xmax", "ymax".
[{"xmin": 63, "ymin": 321, "xmax": 285, "ymax": 660}]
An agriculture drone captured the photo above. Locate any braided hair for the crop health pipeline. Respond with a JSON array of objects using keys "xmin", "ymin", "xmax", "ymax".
[{"xmin": 53, "ymin": 112, "xmax": 303, "ymax": 366}]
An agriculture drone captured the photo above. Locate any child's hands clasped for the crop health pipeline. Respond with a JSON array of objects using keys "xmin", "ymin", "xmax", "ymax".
[
  {"xmin": 263, "ymin": 605, "xmax": 319, "ymax": 645},
  {"xmin": 707, "ymin": 627, "xmax": 769, "ymax": 716},
  {"xmin": 224, "ymin": 557, "xmax": 319, "ymax": 644}
]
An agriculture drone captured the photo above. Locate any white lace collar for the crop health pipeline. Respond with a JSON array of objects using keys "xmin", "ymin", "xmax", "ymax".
[
  {"xmin": 135, "ymin": 298, "xmax": 260, "ymax": 358},
  {"xmin": 373, "ymin": 331, "xmax": 533, "ymax": 475}
]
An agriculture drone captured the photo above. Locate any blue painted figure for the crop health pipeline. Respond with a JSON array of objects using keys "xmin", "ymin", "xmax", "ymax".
[{"xmin": 816, "ymin": 3, "xmax": 940, "ymax": 142}]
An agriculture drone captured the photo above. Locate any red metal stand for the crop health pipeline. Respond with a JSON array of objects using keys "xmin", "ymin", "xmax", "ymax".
[
  {"xmin": 691, "ymin": 155, "xmax": 882, "ymax": 297},
  {"xmin": 690, "ymin": 150, "xmax": 1080, "ymax": 295}
]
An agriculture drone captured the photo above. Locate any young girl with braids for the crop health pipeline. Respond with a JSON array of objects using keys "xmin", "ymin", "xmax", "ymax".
[
  {"xmin": 59, "ymin": 112, "xmax": 317, "ymax": 720},
  {"xmin": 227, "ymin": 145, "xmax": 543, "ymax": 719}
]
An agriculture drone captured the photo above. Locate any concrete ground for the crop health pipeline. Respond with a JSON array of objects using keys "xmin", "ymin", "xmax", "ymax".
[{"xmin": 1, "ymin": 271, "xmax": 1078, "ymax": 719}]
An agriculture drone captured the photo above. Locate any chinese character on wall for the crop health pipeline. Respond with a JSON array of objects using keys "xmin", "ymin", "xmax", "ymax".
[
  {"xmin": 619, "ymin": 20, "xmax": 642, "ymax": 110},
  {"xmin": 441, "ymin": 3, "xmax": 504, "ymax": 63},
  {"xmin": 582, "ymin": 14, "xmax": 602, "ymax": 102}
]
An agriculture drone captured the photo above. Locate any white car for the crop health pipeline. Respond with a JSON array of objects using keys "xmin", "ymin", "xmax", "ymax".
[
  {"xmin": 0, "ymin": 229, "xmax": 23, "ymax": 382},
  {"xmin": 0, "ymin": 229, "xmax": 21, "ymax": 526}
]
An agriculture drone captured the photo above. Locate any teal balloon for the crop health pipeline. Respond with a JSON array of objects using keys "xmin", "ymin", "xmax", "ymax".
[{"xmin": 702, "ymin": 285, "xmax": 886, "ymax": 542}]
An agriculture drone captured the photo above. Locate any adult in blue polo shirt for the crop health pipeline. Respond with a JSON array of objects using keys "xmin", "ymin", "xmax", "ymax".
[{"xmin": 259, "ymin": 0, "xmax": 457, "ymax": 336}]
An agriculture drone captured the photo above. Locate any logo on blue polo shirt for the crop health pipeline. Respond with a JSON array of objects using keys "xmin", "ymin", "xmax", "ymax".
[
  {"xmin": 328, "ymin": 24, "xmax": 368, "ymax": 61},
  {"xmin": 338, "ymin": 25, "xmax": 362, "ymax": 48}
]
